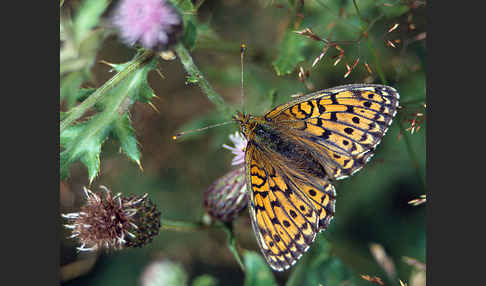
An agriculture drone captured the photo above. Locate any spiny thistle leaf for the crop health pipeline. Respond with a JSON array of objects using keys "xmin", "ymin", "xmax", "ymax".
[
  {"xmin": 60, "ymin": 115, "xmax": 110, "ymax": 182},
  {"xmin": 243, "ymin": 252, "xmax": 278, "ymax": 286},
  {"xmin": 112, "ymin": 114, "xmax": 142, "ymax": 168},
  {"xmin": 272, "ymin": 29, "xmax": 308, "ymax": 76},
  {"xmin": 60, "ymin": 56, "xmax": 158, "ymax": 182}
]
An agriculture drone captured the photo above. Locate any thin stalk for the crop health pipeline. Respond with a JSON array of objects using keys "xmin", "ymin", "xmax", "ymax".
[
  {"xmin": 60, "ymin": 50, "xmax": 155, "ymax": 133},
  {"xmin": 174, "ymin": 43, "xmax": 230, "ymax": 115},
  {"xmin": 160, "ymin": 219, "xmax": 207, "ymax": 232},
  {"xmin": 353, "ymin": 0, "xmax": 365, "ymax": 24},
  {"xmin": 159, "ymin": 217, "xmax": 245, "ymax": 270},
  {"xmin": 220, "ymin": 223, "xmax": 245, "ymax": 271}
]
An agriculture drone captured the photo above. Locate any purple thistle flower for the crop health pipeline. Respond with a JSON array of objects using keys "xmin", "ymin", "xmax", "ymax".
[{"xmin": 112, "ymin": 0, "xmax": 183, "ymax": 51}]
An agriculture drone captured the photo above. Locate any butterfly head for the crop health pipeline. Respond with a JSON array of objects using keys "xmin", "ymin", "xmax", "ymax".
[{"xmin": 233, "ymin": 111, "xmax": 256, "ymax": 139}]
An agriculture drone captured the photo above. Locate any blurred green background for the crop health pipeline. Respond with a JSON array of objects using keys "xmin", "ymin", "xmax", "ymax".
[{"xmin": 60, "ymin": 0, "xmax": 426, "ymax": 285}]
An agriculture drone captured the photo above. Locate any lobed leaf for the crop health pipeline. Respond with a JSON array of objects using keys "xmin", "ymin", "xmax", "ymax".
[{"xmin": 60, "ymin": 55, "xmax": 158, "ymax": 182}]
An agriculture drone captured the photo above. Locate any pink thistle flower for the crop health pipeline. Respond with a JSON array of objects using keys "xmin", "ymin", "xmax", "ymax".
[
  {"xmin": 112, "ymin": 0, "xmax": 183, "ymax": 51},
  {"xmin": 222, "ymin": 131, "xmax": 247, "ymax": 166}
]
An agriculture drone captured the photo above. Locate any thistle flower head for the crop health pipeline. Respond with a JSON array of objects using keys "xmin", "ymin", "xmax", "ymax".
[
  {"xmin": 62, "ymin": 186, "xmax": 161, "ymax": 251},
  {"xmin": 222, "ymin": 131, "xmax": 247, "ymax": 166},
  {"xmin": 112, "ymin": 0, "xmax": 183, "ymax": 51},
  {"xmin": 204, "ymin": 166, "xmax": 248, "ymax": 222},
  {"xmin": 203, "ymin": 132, "xmax": 249, "ymax": 221}
]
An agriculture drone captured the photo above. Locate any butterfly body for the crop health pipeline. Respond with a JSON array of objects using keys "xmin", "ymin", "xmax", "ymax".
[{"xmin": 233, "ymin": 84, "xmax": 399, "ymax": 271}]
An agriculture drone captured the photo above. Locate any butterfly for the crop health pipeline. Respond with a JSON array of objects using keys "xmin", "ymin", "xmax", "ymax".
[{"xmin": 233, "ymin": 83, "xmax": 400, "ymax": 271}]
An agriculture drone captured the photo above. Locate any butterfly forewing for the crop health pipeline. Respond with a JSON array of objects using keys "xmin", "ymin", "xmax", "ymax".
[{"xmin": 264, "ymin": 84, "xmax": 399, "ymax": 179}]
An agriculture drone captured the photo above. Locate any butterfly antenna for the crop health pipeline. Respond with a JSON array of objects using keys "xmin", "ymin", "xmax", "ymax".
[
  {"xmin": 172, "ymin": 121, "xmax": 234, "ymax": 140},
  {"xmin": 240, "ymin": 43, "xmax": 246, "ymax": 113}
]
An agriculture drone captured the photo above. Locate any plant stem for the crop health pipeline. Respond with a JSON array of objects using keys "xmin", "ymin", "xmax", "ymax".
[
  {"xmin": 353, "ymin": 0, "xmax": 365, "ymax": 24},
  {"xmin": 160, "ymin": 219, "xmax": 207, "ymax": 232},
  {"xmin": 160, "ymin": 217, "xmax": 245, "ymax": 270},
  {"xmin": 220, "ymin": 223, "xmax": 245, "ymax": 271},
  {"xmin": 60, "ymin": 50, "xmax": 155, "ymax": 133},
  {"xmin": 174, "ymin": 42, "xmax": 230, "ymax": 115}
]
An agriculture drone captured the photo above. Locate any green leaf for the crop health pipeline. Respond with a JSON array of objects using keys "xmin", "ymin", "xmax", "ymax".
[
  {"xmin": 183, "ymin": 19, "xmax": 198, "ymax": 50},
  {"xmin": 60, "ymin": 55, "xmax": 158, "ymax": 182},
  {"xmin": 243, "ymin": 252, "xmax": 278, "ymax": 286},
  {"xmin": 60, "ymin": 115, "xmax": 111, "ymax": 182},
  {"xmin": 286, "ymin": 238, "xmax": 354, "ymax": 286},
  {"xmin": 60, "ymin": 72, "xmax": 84, "ymax": 107},
  {"xmin": 171, "ymin": 0, "xmax": 198, "ymax": 50},
  {"xmin": 272, "ymin": 30, "xmax": 308, "ymax": 76},
  {"xmin": 60, "ymin": 72, "xmax": 96, "ymax": 109},
  {"xmin": 191, "ymin": 275, "xmax": 218, "ymax": 286},
  {"xmin": 379, "ymin": 3, "xmax": 409, "ymax": 18},
  {"xmin": 73, "ymin": 0, "xmax": 110, "ymax": 44},
  {"xmin": 112, "ymin": 114, "xmax": 142, "ymax": 168}
]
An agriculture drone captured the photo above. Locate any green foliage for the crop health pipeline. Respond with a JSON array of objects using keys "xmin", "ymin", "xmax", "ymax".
[
  {"xmin": 60, "ymin": 55, "xmax": 158, "ymax": 182},
  {"xmin": 191, "ymin": 275, "xmax": 219, "ymax": 286},
  {"xmin": 243, "ymin": 252, "xmax": 278, "ymax": 286},
  {"xmin": 287, "ymin": 238, "xmax": 354, "ymax": 286},
  {"xmin": 272, "ymin": 30, "xmax": 308, "ymax": 76},
  {"xmin": 172, "ymin": 0, "xmax": 199, "ymax": 50},
  {"xmin": 72, "ymin": 0, "xmax": 110, "ymax": 44}
]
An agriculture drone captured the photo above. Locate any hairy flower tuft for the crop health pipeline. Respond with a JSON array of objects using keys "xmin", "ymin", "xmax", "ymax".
[
  {"xmin": 112, "ymin": 0, "xmax": 183, "ymax": 51},
  {"xmin": 62, "ymin": 186, "xmax": 161, "ymax": 251}
]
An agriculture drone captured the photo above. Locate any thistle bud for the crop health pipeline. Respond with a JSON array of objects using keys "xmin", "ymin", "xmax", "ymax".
[
  {"xmin": 62, "ymin": 186, "xmax": 161, "ymax": 251},
  {"xmin": 204, "ymin": 167, "xmax": 248, "ymax": 222}
]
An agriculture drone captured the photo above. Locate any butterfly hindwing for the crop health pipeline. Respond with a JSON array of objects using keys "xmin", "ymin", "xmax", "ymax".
[{"xmin": 245, "ymin": 142, "xmax": 336, "ymax": 271}]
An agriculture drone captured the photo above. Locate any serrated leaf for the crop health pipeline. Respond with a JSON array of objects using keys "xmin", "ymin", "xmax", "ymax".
[
  {"xmin": 112, "ymin": 114, "xmax": 142, "ymax": 167},
  {"xmin": 60, "ymin": 115, "xmax": 111, "ymax": 182},
  {"xmin": 272, "ymin": 29, "xmax": 308, "ymax": 76},
  {"xmin": 60, "ymin": 55, "xmax": 158, "ymax": 182},
  {"xmin": 243, "ymin": 252, "xmax": 277, "ymax": 286},
  {"xmin": 105, "ymin": 55, "xmax": 158, "ymax": 104}
]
